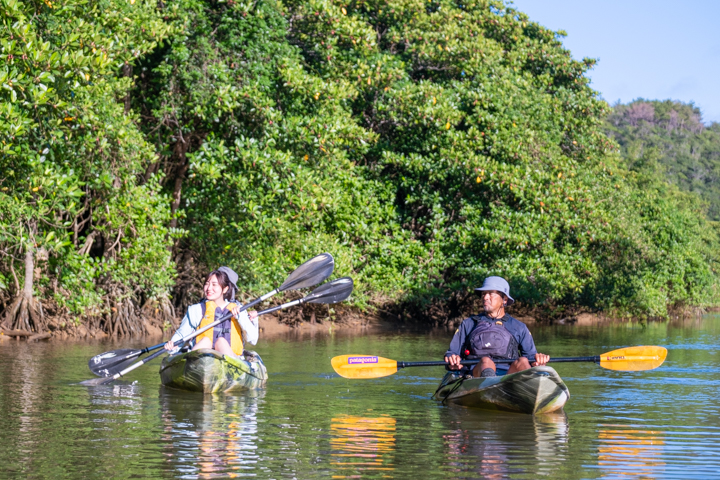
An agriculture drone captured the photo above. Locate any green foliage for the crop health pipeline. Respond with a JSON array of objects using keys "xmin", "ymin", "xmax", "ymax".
[
  {"xmin": 136, "ymin": 0, "xmax": 719, "ymax": 318},
  {"xmin": 3, "ymin": 0, "xmax": 718, "ymax": 327},
  {"xmin": 0, "ymin": 0, "xmax": 175, "ymax": 319}
]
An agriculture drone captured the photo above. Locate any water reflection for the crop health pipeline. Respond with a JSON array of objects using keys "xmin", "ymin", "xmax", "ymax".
[
  {"xmin": 439, "ymin": 409, "xmax": 569, "ymax": 478},
  {"xmin": 330, "ymin": 415, "xmax": 396, "ymax": 477},
  {"xmin": 1, "ymin": 315, "xmax": 719, "ymax": 479},
  {"xmin": 598, "ymin": 426, "xmax": 665, "ymax": 477},
  {"xmin": 159, "ymin": 390, "xmax": 263, "ymax": 479}
]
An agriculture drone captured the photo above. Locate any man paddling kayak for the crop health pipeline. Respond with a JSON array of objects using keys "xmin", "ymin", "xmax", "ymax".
[{"xmin": 444, "ymin": 276, "xmax": 549, "ymax": 377}]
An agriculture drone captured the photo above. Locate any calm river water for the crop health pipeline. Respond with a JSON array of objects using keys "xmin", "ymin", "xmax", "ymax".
[{"xmin": 1, "ymin": 315, "xmax": 719, "ymax": 479}]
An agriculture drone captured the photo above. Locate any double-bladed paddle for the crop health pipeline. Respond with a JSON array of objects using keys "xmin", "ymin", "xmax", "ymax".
[
  {"xmin": 256, "ymin": 276, "xmax": 354, "ymax": 315},
  {"xmin": 87, "ymin": 253, "xmax": 335, "ymax": 377},
  {"xmin": 80, "ymin": 276, "xmax": 354, "ymax": 386},
  {"xmin": 330, "ymin": 346, "xmax": 668, "ymax": 379}
]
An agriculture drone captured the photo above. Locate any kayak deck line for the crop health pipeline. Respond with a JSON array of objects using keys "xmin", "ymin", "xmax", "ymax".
[
  {"xmin": 433, "ymin": 366, "xmax": 570, "ymax": 415},
  {"xmin": 160, "ymin": 348, "xmax": 268, "ymax": 393}
]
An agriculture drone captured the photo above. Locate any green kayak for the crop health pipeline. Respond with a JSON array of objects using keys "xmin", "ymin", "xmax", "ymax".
[
  {"xmin": 160, "ymin": 348, "xmax": 268, "ymax": 393},
  {"xmin": 433, "ymin": 366, "xmax": 569, "ymax": 415}
]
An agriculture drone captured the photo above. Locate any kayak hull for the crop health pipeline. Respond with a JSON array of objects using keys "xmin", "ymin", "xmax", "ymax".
[
  {"xmin": 433, "ymin": 366, "xmax": 569, "ymax": 415},
  {"xmin": 160, "ymin": 348, "xmax": 267, "ymax": 393}
]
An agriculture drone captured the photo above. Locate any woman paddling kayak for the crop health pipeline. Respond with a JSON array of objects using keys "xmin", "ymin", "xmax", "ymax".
[{"xmin": 164, "ymin": 267, "xmax": 259, "ymax": 357}]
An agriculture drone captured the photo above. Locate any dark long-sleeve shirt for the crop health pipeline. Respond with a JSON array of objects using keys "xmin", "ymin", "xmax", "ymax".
[{"xmin": 444, "ymin": 314, "xmax": 537, "ymax": 364}]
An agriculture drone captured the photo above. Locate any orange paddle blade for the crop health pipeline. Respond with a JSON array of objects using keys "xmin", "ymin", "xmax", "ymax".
[
  {"xmin": 598, "ymin": 346, "xmax": 667, "ymax": 371},
  {"xmin": 331, "ymin": 355, "xmax": 399, "ymax": 379}
]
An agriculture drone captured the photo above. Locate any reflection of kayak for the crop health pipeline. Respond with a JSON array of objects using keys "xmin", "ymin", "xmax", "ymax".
[
  {"xmin": 160, "ymin": 348, "xmax": 268, "ymax": 393},
  {"xmin": 433, "ymin": 366, "xmax": 569, "ymax": 414}
]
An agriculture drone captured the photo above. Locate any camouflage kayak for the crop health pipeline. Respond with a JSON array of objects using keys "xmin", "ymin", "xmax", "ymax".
[
  {"xmin": 433, "ymin": 366, "xmax": 569, "ymax": 414},
  {"xmin": 160, "ymin": 348, "xmax": 267, "ymax": 393}
]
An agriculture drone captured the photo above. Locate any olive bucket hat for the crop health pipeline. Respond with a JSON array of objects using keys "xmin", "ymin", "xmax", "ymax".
[
  {"xmin": 474, "ymin": 276, "xmax": 515, "ymax": 305},
  {"xmin": 217, "ymin": 266, "xmax": 239, "ymax": 299}
]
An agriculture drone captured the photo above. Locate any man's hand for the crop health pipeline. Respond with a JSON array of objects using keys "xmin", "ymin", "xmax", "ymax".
[
  {"xmin": 532, "ymin": 353, "xmax": 550, "ymax": 366},
  {"xmin": 164, "ymin": 340, "xmax": 176, "ymax": 352},
  {"xmin": 445, "ymin": 354, "xmax": 463, "ymax": 370}
]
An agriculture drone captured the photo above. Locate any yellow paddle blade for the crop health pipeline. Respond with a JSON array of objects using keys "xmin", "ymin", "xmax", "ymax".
[
  {"xmin": 331, "ymin": 355, "xmax": 399, "ymax": 379},
  {"xmin": 599, "ymin": 346, "xmax": 667, "ymax": 371}
]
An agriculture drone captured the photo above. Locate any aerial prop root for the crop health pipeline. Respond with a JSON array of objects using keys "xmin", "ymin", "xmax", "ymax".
[{"xmin": 1, "ymin": 294, "xmax": 45, "ymax": 333}]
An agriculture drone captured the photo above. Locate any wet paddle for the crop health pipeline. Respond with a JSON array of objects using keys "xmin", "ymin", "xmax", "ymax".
[
  {"xmin": 80, "ymin": 276, "xmax": 354, "ymax": 386},
  {"xmin": 330, "ymin": 346, "xmax": 668, "ymax": 379},
  {"xmin": 87, "ymin": 253, "xmax": 335, "ymax": 377},
  {"xmin": 256, "ymin": 277, "xmax": 354, "ymax": 315}
]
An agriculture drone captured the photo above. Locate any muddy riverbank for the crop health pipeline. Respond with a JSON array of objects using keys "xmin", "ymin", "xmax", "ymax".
[{"xmin": 1, "ymin": 306, "xmax": 704, "ymax": 343}]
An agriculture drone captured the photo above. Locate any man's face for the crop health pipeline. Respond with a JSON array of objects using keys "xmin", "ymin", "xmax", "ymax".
[{"xmin": 481, "ymin": 290, "xmax": 505, "ymax": 313}]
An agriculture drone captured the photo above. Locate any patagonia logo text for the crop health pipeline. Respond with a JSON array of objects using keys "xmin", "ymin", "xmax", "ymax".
[{"xmin": 348, "ymin": 356, "xmax": 379, "ymax": 364}]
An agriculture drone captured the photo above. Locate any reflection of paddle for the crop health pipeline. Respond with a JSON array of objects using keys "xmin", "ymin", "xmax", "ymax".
[
  {"xmin": 331, "ymin": 346, "xmax": 668, "ymax": 379},
  {"xmin": 87, "ymin": 253, "xmax": 335, "ymax": 377},
  {"xmin": 80, "ymin": 276, "xmax": 353, "ymax": 386}
]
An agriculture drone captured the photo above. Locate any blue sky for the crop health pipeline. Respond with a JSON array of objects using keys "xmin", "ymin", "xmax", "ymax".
[{"xmin": 510, "ymin": 0, "xmax": 720, "ymax": 123}]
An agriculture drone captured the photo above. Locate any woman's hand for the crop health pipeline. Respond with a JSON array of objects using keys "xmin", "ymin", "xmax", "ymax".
[
  {"xmin": 164, "ymin": 340, "xmax": 176, "ymax": 351},
  {"xmin": 445, "ymin": 354, "xmax": 463, "ymax": 370},
  {"xmin": 232, "ymin": 305, "xmax": 258, "ymax": 323},
  {"xmin": 532, "ymin": 353, "xmax": 550, "ymax": 366}
]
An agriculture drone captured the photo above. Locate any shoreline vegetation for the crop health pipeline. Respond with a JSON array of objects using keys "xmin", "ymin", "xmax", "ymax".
[
  {"xmin": 2, "ymin": 0, "xmax": 720, "ymax": 341},
  {"xmin": 0, "ymin": 299, "xmax": 712, "ymax": 342},
  {"xmin": 1, "ymin": 306, "xmax": 712, "ymax": 343}
]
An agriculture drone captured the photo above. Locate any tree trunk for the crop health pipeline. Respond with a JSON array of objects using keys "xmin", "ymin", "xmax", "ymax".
[
  {"xmin": 169, "ymin": 146, "xmax": 190, "ymax": 229},
  {"xmin": 122, "ymin": 63, "xmax": 133, "ymax": 114},
  {"xmin": 23, "ymin": 247, "xmax": 34, "ymax": 300},
  {"xmin": 2, "ymin": 243, "xmax": 44, "ymax": 333}
]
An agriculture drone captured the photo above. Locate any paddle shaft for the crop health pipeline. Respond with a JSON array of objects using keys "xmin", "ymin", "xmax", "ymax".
[
  {"xmin": 398, "ymin": 355, "xmax": 666, "ymax": 369},
  {"xmin": 133, "ymin": 281, "xmax": 339, "ymax": 357},
  {"xmin": 97, "ymin": 286, "xmax": 346, "ymax": 382},
  {"xmin": 89, "ymin": 252, "xmax": 334, "ymax": 376},
  {"xmin": 257, "ymin": 298, "xmax": 306, "ymax": 315},
  {"xmin": 95, "ymin": 300, "xmax": 309, "ymax": 377},
  {"xmin": 146, "ymin": 298, "xmax": 267, "ymax": 354},
  {"xmin": 93, "ymin": 299, "xmax": 263, "ymax": 374},
  {"xmin": 97, "ymin": 310, "xmax": 235, "ymax": 382},
  {"xmin": 400, "ymin": 356, "xmax": 608, "ymax": 368}
]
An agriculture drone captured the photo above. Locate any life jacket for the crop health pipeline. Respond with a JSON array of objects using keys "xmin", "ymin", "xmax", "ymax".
[
  {"xmin": 196, "ymin": 300, "xmax": 244, "ymax": 356},
  {"xmin": 465, "ymin": 315, "xmax": 519, "ymax": 360}
]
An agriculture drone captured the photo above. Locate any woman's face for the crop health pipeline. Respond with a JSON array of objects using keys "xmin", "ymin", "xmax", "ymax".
[{"xmin": 204, "ymin": 275, "xmax": 229, "ymax": 303}]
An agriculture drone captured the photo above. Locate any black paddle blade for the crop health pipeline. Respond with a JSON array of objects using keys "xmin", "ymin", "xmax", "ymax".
[
  {"xmin": 306, "ymin": 277, "xmax": 354, "ymax": 304},
  {"xmin": 92, "ymin": 357, "xmax": 141, "ymax": 377},
  {"xmin": 88, "ymin": 349, "xmax": 143, "ymax": 377},
  {"xmin": 279, "ymin": 253, "xmax": 334, "ymax": 291}
]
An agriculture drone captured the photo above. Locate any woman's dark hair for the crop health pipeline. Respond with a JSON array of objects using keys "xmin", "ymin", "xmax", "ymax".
[{"xmin": 206, "ymin": 270, "xmax": 237, "ymax": 301}]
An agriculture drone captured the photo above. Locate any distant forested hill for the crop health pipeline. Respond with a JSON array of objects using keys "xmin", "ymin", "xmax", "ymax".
[{"xmin": 604, "ymin": 100, "xmax": 720, "ymax": 220}]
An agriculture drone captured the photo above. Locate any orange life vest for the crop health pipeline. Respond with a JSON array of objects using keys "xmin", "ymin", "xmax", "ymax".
[{"xmin": 196, "ymin": 300, "xmax": 244, "ymax": 356}]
